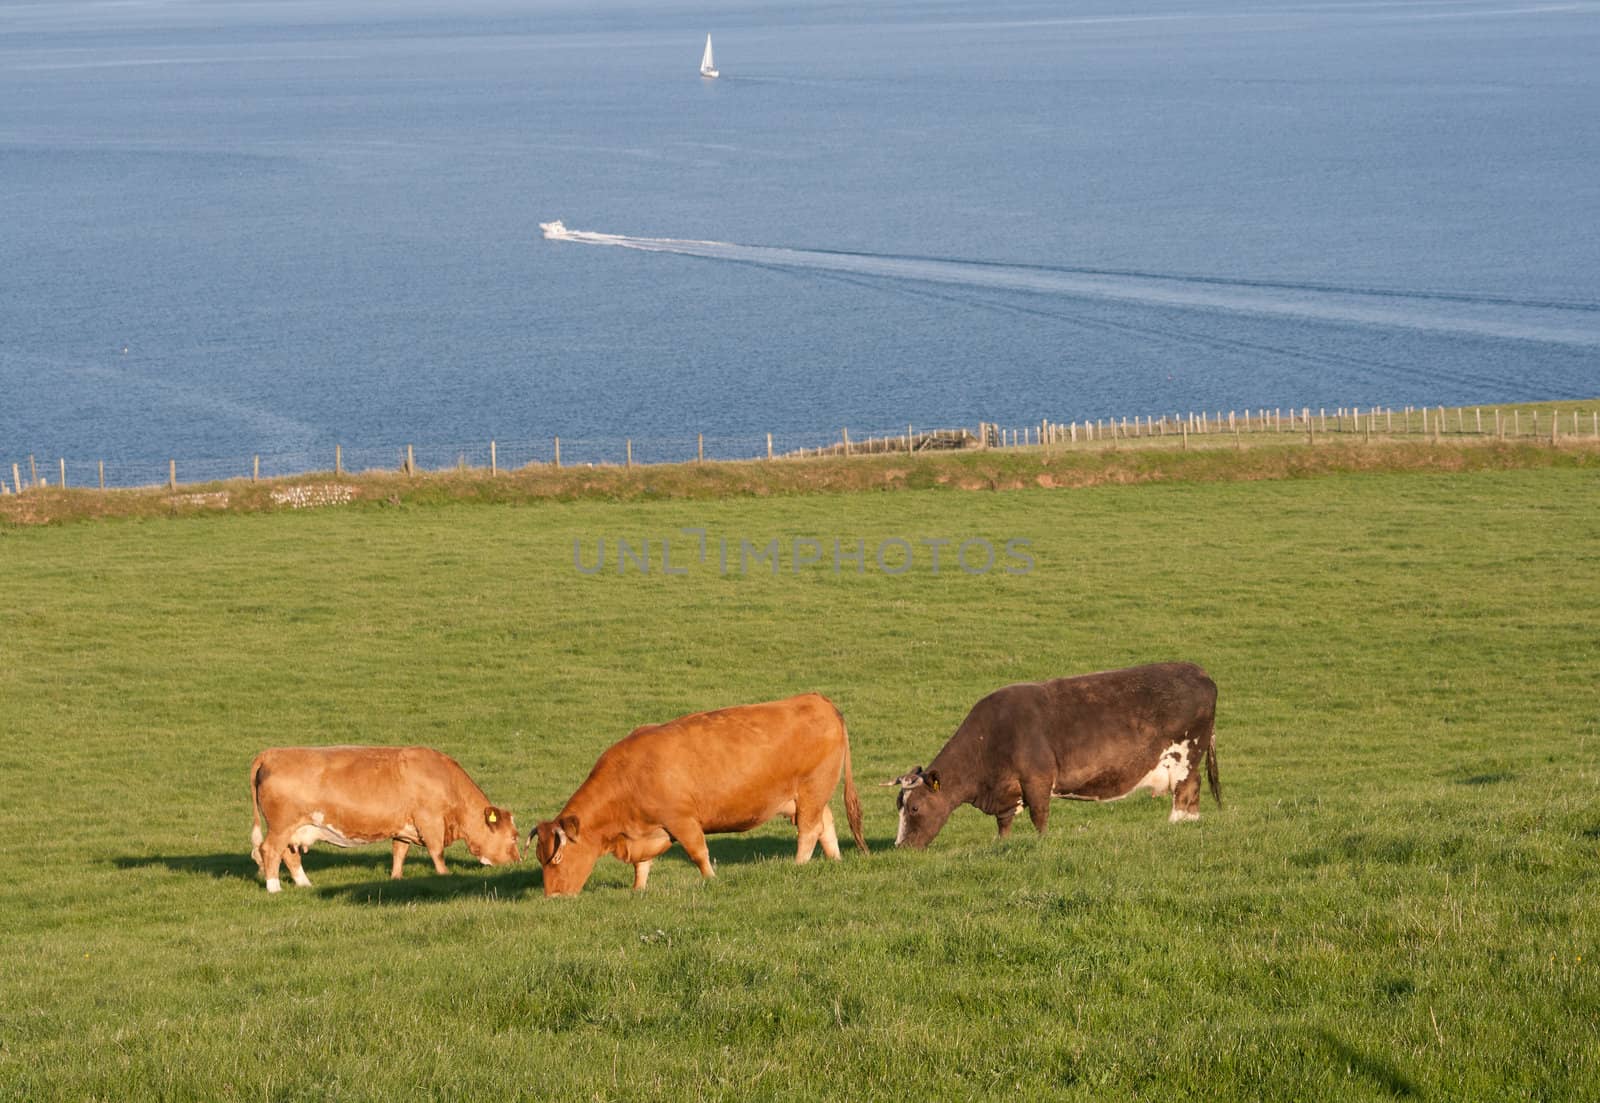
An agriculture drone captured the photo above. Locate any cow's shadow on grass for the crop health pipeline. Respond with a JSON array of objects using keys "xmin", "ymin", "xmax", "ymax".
[
  {"xmin": 114, "ymin": 833, "xmax": 897, "ymax": 903},
  {"xmin": 706, "ymin": 833, "xmax": 897, "ymax": 866},
  {"xmin": 314, "ymin": 866, "xmax": 542, "ymax": 904},
  {"xmin": 1311, "ymin": 1029, "xmax": 1418, "ymax": 1098},
  {"xmin": 112, "ymin": 851, "xmax": 535, "ymax": 899}
]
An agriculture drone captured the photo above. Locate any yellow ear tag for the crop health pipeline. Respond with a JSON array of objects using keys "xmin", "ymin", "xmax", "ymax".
[
  {"xmin": 487, "ymin": 811, "xmax": 498, "ymax": 823},
  {"xmin": 930, "ymin": 780, "xmax": 939, "ymax": 792}
]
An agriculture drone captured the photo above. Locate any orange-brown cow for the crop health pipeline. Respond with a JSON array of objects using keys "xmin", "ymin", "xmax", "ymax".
[
  {"xmin": 532, "ymin": 693, "xmax": 867, "ymax": 896},
  {"xmin": 249, "ymin": 746, "xmax": 521, "ymax": 893}
]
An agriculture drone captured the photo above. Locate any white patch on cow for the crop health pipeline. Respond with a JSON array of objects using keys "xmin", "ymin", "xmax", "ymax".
[
  {"xmin": 1131, "ymin": 742, "xmax": 1191, "ymax": 798},
  {"xmin": 1169, "ymin": 808, "xmax": 1201, "ymax": 823},
  {"xmin": 479, "ymin": 857, "xmax": 492, "ymax": 865},
  {"xmin": 290, "ymin": 820, "xmax": 379, "ymax": 849},
  {"xmin": 291, "ymin": 867, "xmax": 312, "ymax": 887},
  {"xmin": 265, "ymin": 877, "xmax": 282, "ymax": 894}
]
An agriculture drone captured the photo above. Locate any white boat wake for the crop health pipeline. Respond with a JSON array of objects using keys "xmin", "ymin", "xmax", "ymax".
[{"xmin": 538, "ymin": 220, "xmax": 1600, "ymax": 347}]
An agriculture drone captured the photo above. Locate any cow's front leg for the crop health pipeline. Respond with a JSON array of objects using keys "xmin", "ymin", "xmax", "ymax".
[
  {"xmin": 282, "ymin": 846, "xmax": 313, "ymax": 888},
  {"xmin": 996, "ymin": 802, "xmax": 1020, "ymax": 838},
  {"xmin": 632, "ymin": 861, "xmax": 653, "ymax": 890},
  {"xmin": 667, "ymin": 820, "xmax": 715, "ymax": 879},
  {"xmin": 390, "ymin": 840, "xmax": 409, "ymax": 879}
]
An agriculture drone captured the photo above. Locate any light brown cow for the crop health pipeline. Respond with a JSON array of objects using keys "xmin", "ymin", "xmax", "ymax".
[
  {"xmin": 532, "ymin": 693, "xmax": 867, "ymax": 896},
  {"xmin": 249, "ymin": 746, "xmax": 521, "ymax": 893}
]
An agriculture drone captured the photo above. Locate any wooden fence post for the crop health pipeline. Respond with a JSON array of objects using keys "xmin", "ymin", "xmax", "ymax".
[
  {"xmin": 843, "ymin": 428, "xmax": 851, "ymax": 456},
  {"xmin": 406, "ymin": 444, "xmax": 415, "ymax": 476},
  {"xmin": 698, "ymin": 433, "xmax": 704, "ymax": 463},
  {"xmin": 767, "ymin": 433, "xmax": 774, "ymax": 460},
  {"xmin": 29, "ymin": 455, "xmax": 38, "ymax": 487},
  {"xmin": 169, "ymin": 460, "xmax": 176, "ymax": 490},
  {"xmin": 335, "ymin": 444, "xmax": 343, "ymax": 476},
  {"xmin": 626, "ymin": 439, "xmax": 633, "ymax": 468},
  {"xmin": 59, "ymin": 458, "xmax": 67, "ymax": 489},
  {"xmin": 11, "ymin": 463, "xmax": 20, "ymax": 495},
  {"xmin": 490, "ymin": 440, "xmax": 497, "ymax": 476},
  {"xmin": 99, "ymin": 460, "xmax": 105, "ymax": 490},
  {"xmin": 1181, "ymin": 422, "xmax": 1189, "ymax": 451}
]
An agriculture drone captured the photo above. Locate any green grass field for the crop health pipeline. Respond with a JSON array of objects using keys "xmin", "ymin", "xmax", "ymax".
[{"xmin": 2, "ymin": 463, "xmax": 1597, "ymax": 1100}]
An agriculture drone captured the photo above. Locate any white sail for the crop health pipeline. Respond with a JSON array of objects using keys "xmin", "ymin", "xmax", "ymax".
[{"xmin": 700, "ymin": 34, "xmax": 718, "ymax": 78}]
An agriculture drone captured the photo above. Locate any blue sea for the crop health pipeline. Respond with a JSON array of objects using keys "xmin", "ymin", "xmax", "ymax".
[{"xmin": 3, "ymin": 0, "xmax": 1598, "ymax": 482}]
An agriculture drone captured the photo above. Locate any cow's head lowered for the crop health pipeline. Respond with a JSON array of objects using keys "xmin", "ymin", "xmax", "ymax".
[
  {"xmin": 466, "ymin": 806, "xmax": 522, "ymax": 866},
  {"xmin": 532, "ymin": 815, "xmax": 599, "ymax": 897},
  {"xmin": 884, "ymin": 766, "xmax": 955, "ymax": 849}
]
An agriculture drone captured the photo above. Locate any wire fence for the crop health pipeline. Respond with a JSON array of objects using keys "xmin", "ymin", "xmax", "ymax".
[{"xmin": 4, "ymin": 403, "xmax": 1598, "ymax": 495}]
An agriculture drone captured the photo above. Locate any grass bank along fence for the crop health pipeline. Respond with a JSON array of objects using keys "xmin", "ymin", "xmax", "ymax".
[{"xmin": 5, "ymin": 401, "xmax": 1598, "ymax": 495}]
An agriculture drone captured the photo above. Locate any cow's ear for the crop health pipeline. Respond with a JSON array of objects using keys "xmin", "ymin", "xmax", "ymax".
[
  {"xmin": 925, "ymin": 769, "xmax": 940, "ymax": 792},
  {"xmin": 484, "ymin": 806, "xmax": 503, "ymax": 828},
  {"xmin": 558, "ymin": 814, "xmax": 581, "ymax": 842}
]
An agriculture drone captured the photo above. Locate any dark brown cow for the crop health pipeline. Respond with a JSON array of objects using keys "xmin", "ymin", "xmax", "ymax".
[
  {"xmin": 532, "ymin": 693, "xmax": 867, "ymax": 896},
  {"xmin": 249, "ymin": 746, "xmax": 521, "ymax": 893},
  {"xmin": 887, "ymin": 663, "xmax": 1220, "ymax": 848}
]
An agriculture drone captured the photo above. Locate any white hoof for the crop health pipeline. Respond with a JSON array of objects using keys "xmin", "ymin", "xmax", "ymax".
[
  {"xmin": 291, "ymin": 869, "xmax": 312, "ymax": 888},
  {"xmin": 265, "ymin": 878, "xmax": 282, "ymax": 893}
]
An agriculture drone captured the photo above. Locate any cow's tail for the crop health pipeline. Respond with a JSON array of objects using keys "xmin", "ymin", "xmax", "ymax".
[
  {"xmin": 1205, "ymin": 738, "xmax": 1222, "ymax": 810},
  {"xmin": 837, "ymin": 710, "xmax": 869, "ymax": 855},
  {"xmin": 249, "ymin": 754, "xmax": 267, "ymax": 871}
]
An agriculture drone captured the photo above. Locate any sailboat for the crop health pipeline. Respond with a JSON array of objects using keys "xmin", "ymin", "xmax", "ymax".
[{"xmin": 699, "ymin": 34, "xmax": 719, "ymax": 79}]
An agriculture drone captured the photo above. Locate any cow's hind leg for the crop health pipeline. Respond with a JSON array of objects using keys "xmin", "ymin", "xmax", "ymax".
[
  {"xmin": 818, "ymin": 806, "xmax": 842, "ymax": 861},
  {"xmin": 258, "ymin": 830, "xmax": 292, "ymax": 893},
  {"xmin": 1170, "ymin": 768, "xmax": 1202, "ymax": 823},
  {"xmin": 1021, "ymin": 777, "xmax": 1053, "ymax": 835},
  {"xmin": 282, "ymin": 845, "xmax": 313, "ymax": 888},
  {"xmin": 390, "ymin": 840, "xmax": 409, "ymax": 879}
]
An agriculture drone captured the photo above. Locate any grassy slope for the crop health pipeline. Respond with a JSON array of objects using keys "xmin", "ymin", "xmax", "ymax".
[{"xmin": 1, "ymin": 467, "xmax": 1597, "ymax": 1100}]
